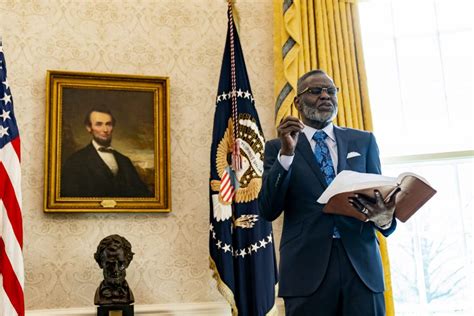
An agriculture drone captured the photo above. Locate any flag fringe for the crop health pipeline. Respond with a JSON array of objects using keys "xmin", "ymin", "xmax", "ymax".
[
  {"xmin": 209, "ymin": 256, "xmax": 280, "ymax": 315},
  {"xmin": 209, "ymin": 256, "xmax": 238, "ymax": 316}
]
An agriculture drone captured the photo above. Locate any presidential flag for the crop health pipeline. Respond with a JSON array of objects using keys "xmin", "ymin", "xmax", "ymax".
[
  {"xmin": 0, "ymin": 39, "xmax": 24, "ymax": 316},
  {"xmin": 209, "ymin": 3, "xmax": 278, "ymax": 316}
]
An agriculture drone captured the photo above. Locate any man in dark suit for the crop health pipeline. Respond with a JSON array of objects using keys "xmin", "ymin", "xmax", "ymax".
[
  {"xmin": 258, "ymin": 70, "xmax": 398, "ymax": 315},
  {"xmin": 61, "ymin": 106, "xmax": 152, "ymax": 198}
]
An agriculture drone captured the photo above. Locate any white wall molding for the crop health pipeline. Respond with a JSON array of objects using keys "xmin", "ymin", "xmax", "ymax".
[
  {"xmin": 27, "ymin": 302, "xmax": 231, "ymax": 316},
  {"xmin": 27, "ymin": 300, "xmax": 285, "ymax": 316}
]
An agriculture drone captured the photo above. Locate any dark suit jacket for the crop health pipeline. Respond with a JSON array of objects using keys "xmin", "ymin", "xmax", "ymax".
[
  {"xmin": 258, "ymin": 126, "xmax": 396, "ymax": 297},
  {"xmin": 61, "ymin": 143, "xmax": 152, "ymax": 197}
]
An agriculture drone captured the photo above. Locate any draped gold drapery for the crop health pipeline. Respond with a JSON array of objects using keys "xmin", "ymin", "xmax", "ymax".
[{"xmin": 273, "ymin": 0, "xmax": 395, "ymax": 314}]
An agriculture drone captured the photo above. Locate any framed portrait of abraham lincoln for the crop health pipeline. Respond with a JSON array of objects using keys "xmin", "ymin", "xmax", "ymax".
[{"xmin": 44, "ymin": 71, "xmax": 170, "ymax": 212}]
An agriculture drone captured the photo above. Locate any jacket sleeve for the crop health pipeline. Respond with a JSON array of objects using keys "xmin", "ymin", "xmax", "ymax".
[
  {"xmin": 258, "ymin": 140, "xmax": 292, "ymax": 222},
  {"xmin": 366, "ymin": 132, "xmax": 382, "ymax": 175}
]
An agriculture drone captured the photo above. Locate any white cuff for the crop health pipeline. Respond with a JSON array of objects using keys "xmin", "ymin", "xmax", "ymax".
[
  {"xmin": 377, "ymin": 219, "xmax": 393, "ymax": 230},
  {"xmin": 278, "ymin": 151, "xmax": 294, "ymax": 171}
]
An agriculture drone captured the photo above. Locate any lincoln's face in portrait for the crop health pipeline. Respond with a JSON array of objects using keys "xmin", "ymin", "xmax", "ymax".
[{"xmin": 86, "ymin": 111, "xmax": 114, "ymax": 147}]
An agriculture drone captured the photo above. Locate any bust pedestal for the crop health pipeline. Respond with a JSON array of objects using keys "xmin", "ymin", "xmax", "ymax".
[{"xmin": 97, "ymin": 304, "xmax": 134, "ymax": 316}]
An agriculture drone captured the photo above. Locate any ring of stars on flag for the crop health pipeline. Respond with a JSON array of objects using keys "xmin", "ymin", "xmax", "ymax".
[
  {"xmin": 216, "ymin": 89, "xmax": 254, "ymax": 105},
  {"xmin": 209, "ymin": 223, "xmax": 273, "ymax": 259}
]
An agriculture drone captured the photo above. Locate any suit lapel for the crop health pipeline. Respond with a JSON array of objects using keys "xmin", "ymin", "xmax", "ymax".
[
  {"xmin": 296, "ymin": 135, "xmax": 328, "ymax": 189},
  {"xmin": 334, "ymin": 126, "xmax": 349, "ymax": 173},
  {"xmin": 85, "ymin": 144, "xmax": 115, "ymax": 179}
]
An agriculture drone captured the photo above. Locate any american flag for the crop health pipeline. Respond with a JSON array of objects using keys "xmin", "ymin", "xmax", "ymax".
[{"xmin": 0, "ymin": 40, "xmax": 24, "ymax": 316}]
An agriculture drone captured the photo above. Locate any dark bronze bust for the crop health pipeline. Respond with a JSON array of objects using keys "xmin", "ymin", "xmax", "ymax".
[{"xmin": 94, "ymin": 234, "xmax": 135, "ymax": 305}]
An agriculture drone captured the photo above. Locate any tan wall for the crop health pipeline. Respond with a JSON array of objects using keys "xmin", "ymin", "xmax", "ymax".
[{"xmin": 0, "ymin": 0, "xmax": 277, "ymax": 309}]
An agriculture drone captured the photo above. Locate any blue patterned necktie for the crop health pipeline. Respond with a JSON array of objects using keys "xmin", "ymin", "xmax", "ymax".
[
  {"xmin": 313, "ymin": 130, "xmax": 336, "ymax": 185},
  {"xmin": 313, "ymin": 130, "xmax": 340, "ymax": 238}
]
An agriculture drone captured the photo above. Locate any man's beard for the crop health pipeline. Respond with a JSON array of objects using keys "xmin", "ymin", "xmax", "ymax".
[
  {"xmin": 300, "ymin": 100, "xmax": 338, "ymax": 123},
  {"xmin": 93, "ymin": 136, "xmax": 112, "ymax": 147}
]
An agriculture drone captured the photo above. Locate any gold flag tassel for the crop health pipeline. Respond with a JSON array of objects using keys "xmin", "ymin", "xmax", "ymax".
[{"xmin": 228, "ymin": 0, "xmax": 242, "ymax": 172}]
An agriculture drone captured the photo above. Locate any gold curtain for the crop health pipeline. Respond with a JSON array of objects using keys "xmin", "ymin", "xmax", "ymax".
[{"xmin": 273, "ymin": 0, "xmax": 395, "ymax": 314}]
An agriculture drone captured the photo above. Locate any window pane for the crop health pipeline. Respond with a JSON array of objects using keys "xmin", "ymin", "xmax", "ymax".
[
  {"xmin": 384, "ymin": 158, "xmax": 473, "ymax": 315},
  {"xmin": 358, "ymin": 0, "xmax": 394, "ymax": 39},
  {"xmin": 363, "ymin": 38, "xmax": 404, "ymax": 156},
  {"xmin": 396, "ymin": 35, "xmax": 448, "ymax": 155},
  {"xmin": 440, "ymin": 31, "xmax": 473, "ymax": 150},
  {"xmin": 435, "ymin": 0, "xmax": 472, "ymax": 31},
  {"xmin": 392, "ymin": 0, "xmax": 437, "ymax": 37},
  {"xmin": 359, "ymin": 0, "xmax": 473, "ymax": 157}
]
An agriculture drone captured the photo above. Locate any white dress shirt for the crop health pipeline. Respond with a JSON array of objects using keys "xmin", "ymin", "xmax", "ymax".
[
  {"xmin": 278, "ymin": 123, "xmax": 338, "ymax": 172},
  {"xmin": 92, "ymin": 140, "xmax": 119, "ymax": 176}
]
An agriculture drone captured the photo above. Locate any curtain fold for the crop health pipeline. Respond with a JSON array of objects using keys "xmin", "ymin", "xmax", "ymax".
[{"xmin": 273, "ymin": 0, "xmax": 395, "ymax": 314}]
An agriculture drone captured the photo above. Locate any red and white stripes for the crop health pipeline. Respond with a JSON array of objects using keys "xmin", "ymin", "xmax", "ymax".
[
  {"xmin": 219, "ymin": 169, "xmax": 235, "ymax": 203},
  {"xmin": 0, "ymin": 137, "xmax": 24, "ymax": 316}
]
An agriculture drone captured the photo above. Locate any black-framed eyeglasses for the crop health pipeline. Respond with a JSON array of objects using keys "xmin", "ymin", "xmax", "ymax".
[{"xmin": 297, "ymin": 86, "xmax": 339, "ymax": 97}]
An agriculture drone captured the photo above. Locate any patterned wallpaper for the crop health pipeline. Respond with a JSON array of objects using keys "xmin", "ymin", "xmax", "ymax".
[{"xmin": 0, "ymin": 0, "xmax": 279, "ymax": 309}]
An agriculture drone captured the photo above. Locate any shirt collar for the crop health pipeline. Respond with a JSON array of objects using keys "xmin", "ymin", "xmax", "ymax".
[
  {"xmin": 302, "ymin": 122, "xmax": 335, "ymax": 143},
  {"xmin": 92, "ymin": 140, "xmax": 114, "ymax": 151}
]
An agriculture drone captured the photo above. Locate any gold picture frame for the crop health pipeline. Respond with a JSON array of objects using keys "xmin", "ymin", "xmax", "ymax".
[{"xmin": 44, "ymin": 70, "xmax": 170, "ymax": 212}]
